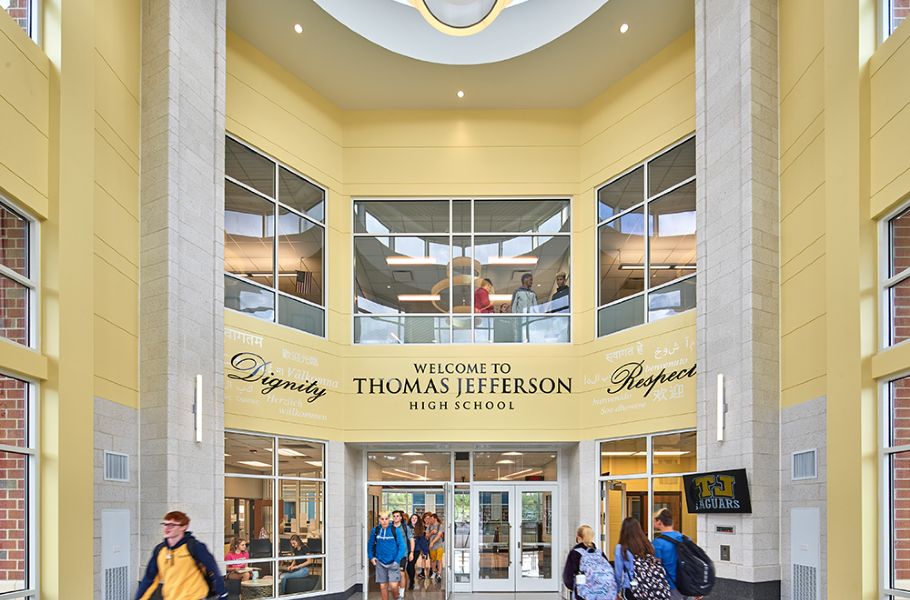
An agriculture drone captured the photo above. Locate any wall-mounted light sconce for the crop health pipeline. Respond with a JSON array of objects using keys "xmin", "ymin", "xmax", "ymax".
[
  {"xmin": 716, "ymin": 373, "xmax": 725, "ymax": 442},
  {"xmin": 194, "ymin": 375, "xmax": 202, "ymax": 443}
]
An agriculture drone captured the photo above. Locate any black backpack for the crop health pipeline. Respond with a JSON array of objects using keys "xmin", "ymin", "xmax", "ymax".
[{"xmin": 657, "ymin": 533, "xmax": 715, "ymax": 596}]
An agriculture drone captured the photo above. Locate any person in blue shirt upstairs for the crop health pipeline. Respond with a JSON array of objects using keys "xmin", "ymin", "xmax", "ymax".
[
  {"xmin": 368, "ymin": 511, "xmax": 407, "ymax": 600},
  {"xmin": 653, "ymin": 508, "xmax": 697, "ymax": 600}
]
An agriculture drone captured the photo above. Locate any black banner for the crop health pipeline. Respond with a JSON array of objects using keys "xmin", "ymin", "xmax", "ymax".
[{"xmin": 683, "ymin": 468, "xmax": 752, "ymax": 514}]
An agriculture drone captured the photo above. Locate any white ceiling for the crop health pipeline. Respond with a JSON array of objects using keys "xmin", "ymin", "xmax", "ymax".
[{"xmin": 226, "ymin": 0, "xmax": 694, "ymax": 110}]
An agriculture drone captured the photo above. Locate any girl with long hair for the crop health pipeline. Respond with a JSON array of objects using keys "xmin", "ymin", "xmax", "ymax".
[{"xmin": 614, "ymin": 518, "xmax": 670, "ymax": 600}]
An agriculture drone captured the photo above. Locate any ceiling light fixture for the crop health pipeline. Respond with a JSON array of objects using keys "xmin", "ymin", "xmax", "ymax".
[
  {"xmin": 402, "ymin": 452, "xmax": 424, "ymax": 456},
  {"xmin": 502, "ymin": 452, "xmax": 524, "ymax": 456},
  {"xmin": 237, "ymin": 460, "xmax": 271, "ymax": 468},
  {"xmin": 601, "ymin": 451, "xmax": 636, "ymax": 456},
  {"xmin": 398, "ymin": 294, "xmax": 442, "ymax": 302},
  {"xmin": 457, "ymin": 90, "xmax": 465, "ymax": 98},
  {"xmin": 386, "ymin": 256, "xmax": 438, "ymax": 266},
  {"xmin": 305, "ymin": 460, "xmax": 323, "ymax": 467},
  {"xmin": 619, "ymin": 23, "xmax": 629, "ymax": 34},
  {"xmin": 276, "ymin": 448, "xmax": 306, "ymax": 457},
  {"xmin": 488, "ymin": 256, "xmax": 539, "ymax": 266},
  {"xmin": 489, "ymin": 294, "xmax": 512, "ymax": 302},
  {"xmin": 410, "ymin": 460, "xmax": 430, "ymax": 465},
  {"xmin": 496, "ymin": 459, "xmax": 515, "ymax": 464},
  {"xmin": 294, "ymin": 23, "xmax": 303, "ymax": 34}
]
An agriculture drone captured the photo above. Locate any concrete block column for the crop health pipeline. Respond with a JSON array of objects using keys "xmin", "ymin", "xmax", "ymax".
[
  {"xmin": 694, "ymin": 1, "xmax": 780, "ymax": 598},
  {"xmin": 139, "ymin": 0, "xmax": 227, "ymax": 557}
]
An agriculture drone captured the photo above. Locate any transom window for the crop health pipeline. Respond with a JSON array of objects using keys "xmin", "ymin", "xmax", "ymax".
[
  {"xmin": 224, "ymin": 431, "xmax": 326, "ymax": 598},
  {"xmin": 223, "ymin": 136, "xmax": 326, "ymax": 337},
  {"xmin": 884, "ymin": 0, "xmax": 907, "ymax": 40},
  {"xmin": 597, "ymin": 137, "xmax": 696, "ymax": 337},
  {"xmin": 0, "ymin": 199, "xmax": 36, "ymax": 348},
  {"xmin": 353, "ymin": 198, "xmax": 570, "ymax": 344}
]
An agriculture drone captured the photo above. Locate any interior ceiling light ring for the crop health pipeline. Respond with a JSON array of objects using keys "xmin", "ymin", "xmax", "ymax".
[
  {"xmin": 414, "ymin": 0, "xmax": 510, "ymax": 36},
  {"xmin": 311, "ymin": 0, "xmax": 610, "ymax": 65}
]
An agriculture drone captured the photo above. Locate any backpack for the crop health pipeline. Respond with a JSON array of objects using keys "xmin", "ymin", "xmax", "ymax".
[
  {"xmin": 573, "ymin": 547, "xmax": 617, "ymax": 600},
  {"xmin": 657, "ymin": 533, "xmax": 715, "ymax": 596},
  {"xmin": 185, "ymin": 537, "xmax": 220, "ymax": 599},
  {"xmin": 629, "ymin": 554, "xmax": 670, "ymax": 600},
  {"xmin": 372, "ymin": 524, "xmax": 403, "ymax": 560}
]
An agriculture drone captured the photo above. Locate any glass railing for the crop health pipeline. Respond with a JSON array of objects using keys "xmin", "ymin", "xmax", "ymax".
[{"xmin": 354, "ymin": 314, "xmax": 570, "ymax": 344}]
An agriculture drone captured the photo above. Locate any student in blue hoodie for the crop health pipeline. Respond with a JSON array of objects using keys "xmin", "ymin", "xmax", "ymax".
[
  {"xmin": 368, "ymin": 511, "xmax": 408, "ymax": 600},
  {"xmin": 653, "ymin": 508, "xmax": 701, "ymax": 600}
]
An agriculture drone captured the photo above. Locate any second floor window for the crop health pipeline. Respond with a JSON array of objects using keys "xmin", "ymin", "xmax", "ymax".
[
  {"xmin": 0, "ymin": 199, "xmax": 35, "ymax": 347},
  {"xmin": 224, "ymin": 136, "xmax": 326, "ymax": 337},
  {"xmin": 597, "ymin": 136, "xmax": 696, "ymax": 337},
  {"xmin": 353, "ymin": 198, "xmax": 570, "ymax": 344}
]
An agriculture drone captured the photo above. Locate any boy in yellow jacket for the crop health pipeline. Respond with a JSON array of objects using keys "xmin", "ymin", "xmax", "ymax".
[{"xmin": 135, "ymin": 511, "xmax": 227, "ymax": 600}]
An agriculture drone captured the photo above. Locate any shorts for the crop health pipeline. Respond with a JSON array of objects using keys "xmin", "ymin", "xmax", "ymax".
[
  {"xmin": 429, "ymin": 548, "xmax": 444, "ymax": 561},
  {"xmin": 375, "ymin": 561, "xmax": 402, "ymax": 584}
]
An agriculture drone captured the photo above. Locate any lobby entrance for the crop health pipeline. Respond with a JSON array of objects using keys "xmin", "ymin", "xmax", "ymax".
[{"xmin": 364, "ymin": 449, "xmax": 560, "ymax": 597}]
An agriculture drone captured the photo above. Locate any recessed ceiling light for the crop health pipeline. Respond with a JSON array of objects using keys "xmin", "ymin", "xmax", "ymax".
[
  {"xmin": 294, "ymin": 23, "xmax": 303, "ymax": 34},
  {"xmin": 502, "ymin": 452, "xmax": 523, "ymax": 456},
  {"xmin": 402, "ymin": 452, "xmax": 424, "ymax": 456},
  {"xmin": 305, "ymin": 460, "xmax": 323, "ymax": 467},
  {"xmin": 619, "ymin": 23, "xmax": 629, "ymax": 34},
  {"xmin": 410, "ymin": 460, "xmax": 430, "ymax": 465},
  {"xmin": 457, "ymin": 90, "xmax": 465, "ymax": 98},
  {"xmin": 237, "ymin": 460, "xmax": 271, "ymax": 468},
  {"xmin": 496, "ymin": 459, "xmax": 515, "ymax": 464}
]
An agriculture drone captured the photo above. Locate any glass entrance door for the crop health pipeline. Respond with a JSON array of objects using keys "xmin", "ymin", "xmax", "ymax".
[{"xmin": 473, "ymin": 485, "xmax": 558, "ymax": 592}]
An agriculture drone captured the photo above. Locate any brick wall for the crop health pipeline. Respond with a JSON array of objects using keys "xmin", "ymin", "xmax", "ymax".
[
  {"xmin": 895, "ymin": 0, "xmax": 909, "ymax": 31},
  {"xmin": 1, "ymin": 0, "xmax": 31, "ymax": 36},
  {"xmin": 0, "ymin": 205, "xmax": 28, "ymax": 345},
  {"xmin": 0, "ymin": 376, "xmax": 27, "ymax": 590}
]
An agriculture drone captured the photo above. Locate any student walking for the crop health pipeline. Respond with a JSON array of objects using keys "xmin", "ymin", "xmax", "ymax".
[
  {"xmin": 406, "ymin": 514, "xmax": 421, "ymax": 590},
  {"xmin": 415, "ymin": 514, "xmax": 431, "ymax": 582},
  {"xmin": 653, "ymin": 509, "xmax": 704, "ymax": 600},
  {"xmin": 368, "ymin": 511, "xmax": 408, "ymax": 600},
  {"xmin": 393, "ymin": 511, "xmax": 415, "ymax": 598},
  {"xmin": 427, "ymin": 513, "xmax": 445, "ymax": 582},
  {"xmin": 135, "ymin": 511, "xmax": 227, "ymax": 600},
  {"xmin": 562, "ymin": 524, "xmax": 617, "ymax": 600},
  {"xmin": 614, "ymin": 517, "xmax": 670, "ymax": 600}
]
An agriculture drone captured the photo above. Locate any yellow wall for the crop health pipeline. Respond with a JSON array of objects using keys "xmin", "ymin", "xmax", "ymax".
[
  {"xmin": 92, "ymin": 0, "xmax": 140, "ymax": 407},
  {"xmin": 224, "ymin": 29, "xmax": 697, "ymax": 443},
  {"xmin": 0, "ymin": 1, "xmax": 141, "ymax": 597}
]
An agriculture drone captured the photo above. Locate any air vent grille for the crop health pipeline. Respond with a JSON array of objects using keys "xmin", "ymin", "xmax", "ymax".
[
  {"xmin": 104, "ymin": 565, "xmax": 129, "ymax": 600},
  {"xmin": 792, "ymin": 563, "xmax": 817, "ymax": 600},
  {"xmin": 104, "ymin": 451, "xmax": 129, "ymax": 482},
  {"xmin": 792, "ymin": 449, "xmax": 817, "ymax": 480}
]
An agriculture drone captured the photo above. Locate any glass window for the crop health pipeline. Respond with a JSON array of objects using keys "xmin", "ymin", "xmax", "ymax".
[
  {"xmin": 354, "ymin": 199, "xmax": 571, "ymax": 344},
  {"xmin": 599, "ymin": 437, "xmax": 647, "ymax": 476},
  {"xmin": 887, "ymin": 0, "xmax": 907, "ymax": 37},
  {"xmin": 1, "ymin": 0, "xmax": 35, "ymax": 41},
  {"xmin": 599, "ymin": 431, "xmax": 697, "ymax": 553},
  {"xmin": 0, "ymin": 374, "xmax": 34, "ymax": 597},
  {"xmin": 0, "ymin": 201, "xmax": 35, "ymax": 347},
  {"xmin": 597, "ymin": 137, "xmax": 696, "ymax": 337},
  {"xmin": 224, "ymin": 136, "xmax": 326, "ymax": 337},
  {"xmin": 367, "ymin": 452, "xmax": 452, "ymax": 481},
  {"xmin": 472, "ymin": 452, "xmax": 557, "ymax": 481},
  {"xmin": 224, "ymin": 431, "xmax": 327, "ymax": 597}
]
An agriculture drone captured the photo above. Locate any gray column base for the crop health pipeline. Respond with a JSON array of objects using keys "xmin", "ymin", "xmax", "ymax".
[
  {"xmin": 310, "ymin": 583, "xmax": 362, "ymax": 600},
  {"xmin": 709, "ymin": 578, "xmax": 781, "ymax": 600}
]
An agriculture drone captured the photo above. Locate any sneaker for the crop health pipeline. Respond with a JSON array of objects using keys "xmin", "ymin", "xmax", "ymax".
[
  {"xmin": 399, "ymin": 588, "xmax": 405, "ymax": 598},
  {"xmin": 417, "ymin": 573, "xmax": 425, "ymax": 580}
]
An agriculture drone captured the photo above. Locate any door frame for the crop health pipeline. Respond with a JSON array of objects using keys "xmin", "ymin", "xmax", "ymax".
[
  {"xmin": 472, "ymin": 483, "xmax": 559, "ymax": 593},
  {"xmin": 363, "ymin": 482, "xmax": 449, "ymax": 600}
]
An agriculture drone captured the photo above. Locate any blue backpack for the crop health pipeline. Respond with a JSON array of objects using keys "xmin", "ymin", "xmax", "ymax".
[{"xmin": 573, "ymin": 547, "xmax": 618, "ymax": 600}]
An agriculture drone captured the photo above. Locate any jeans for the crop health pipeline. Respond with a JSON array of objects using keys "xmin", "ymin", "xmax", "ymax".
[{"xmin": 280, "ymin": 567, "xmax": 310, "ymax": 593}]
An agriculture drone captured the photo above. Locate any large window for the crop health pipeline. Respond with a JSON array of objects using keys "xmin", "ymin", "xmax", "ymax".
[
  {"xmin": 598, "ymin": 431, "xmax": 697, "ymax": 552},
  {"xmin": 224, "ymin": 136, "xmax": 326, "ymax": 337},
  {"xmin": 0, "ymin": 0, "xmax": 36, "ymax": 41},
  {"xmin": 597, "ymin": 137, "xmax": 696, "ymax": 337},
  {"xmin": 884, "ymin": 0, "xmax": 907, "ymax": 40},
  {"xmin": 0, "ymin": 200, "xmax": 35, "ymax": 348},
  {"xmin": 353, "ymin": 198, "xmax": 570, "ymax": 344},
  {"xmin": 0, "ymin": 374, "xmax": 35, "ymax": 598},
  {"xmin": 884, "ymin": 375, "xmax": 910, "ymax": 597},
  {"xmin": 884, "ymin": 205, "xmax": 910, "ymax": 346},
  {"xmin": 224, "ymin": 432, "xmax": 326, "ymax": 598}
]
